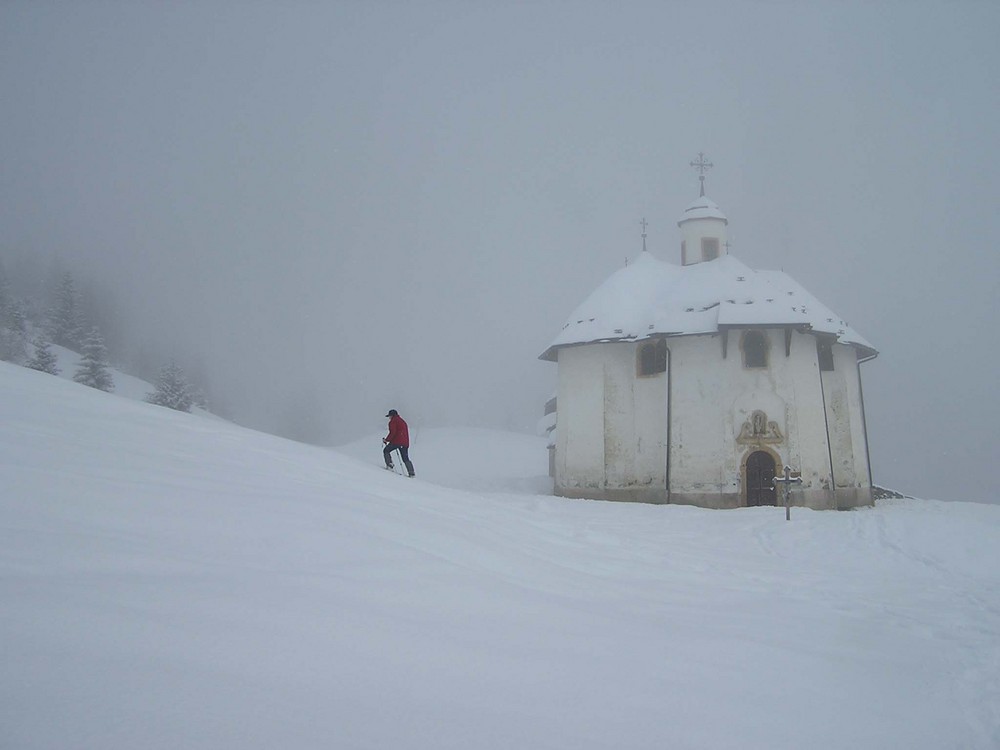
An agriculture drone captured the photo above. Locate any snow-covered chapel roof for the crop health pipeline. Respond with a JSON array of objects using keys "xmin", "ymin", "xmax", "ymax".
[{"xmin": 539, "ymin": 252, "xmax": 877, "ymax": 361}]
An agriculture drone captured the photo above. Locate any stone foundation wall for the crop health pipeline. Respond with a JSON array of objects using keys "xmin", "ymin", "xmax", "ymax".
[{"xmin": 553, "ymin": 484, "xmax": 874, "ymax": 510}]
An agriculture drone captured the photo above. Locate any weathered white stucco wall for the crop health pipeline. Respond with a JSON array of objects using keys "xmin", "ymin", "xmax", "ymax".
[
  {"xmin": 556, "ymin": 345, "xmax": 605, "ymax": 490},
  {"xmin": 555, "ymin": 343, "xmax": 667, "ymax": 501},
  {"xmin": 819, "ymin": 343, "xmax": 874, "ymax": 503},
  {"xmin": 679, "ymin": 216, "xmax": 728, "ymax": 266},
  {"xmin": 554, "ymin": 329, "xmax": 873, "ymax": 509}
]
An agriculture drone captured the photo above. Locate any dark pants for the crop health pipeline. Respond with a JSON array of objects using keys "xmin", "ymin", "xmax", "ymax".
[{"xmin": 384, "ymin": 444, "xmax": 414, "ymax": 476}]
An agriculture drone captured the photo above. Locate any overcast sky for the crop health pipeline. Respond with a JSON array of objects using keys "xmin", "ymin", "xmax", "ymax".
[{"xmin": 1, "ymin": 2, "xmax": 997, "ymax": 503}]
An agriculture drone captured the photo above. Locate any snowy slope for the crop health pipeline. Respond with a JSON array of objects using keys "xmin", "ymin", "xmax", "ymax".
[
  {"xmin": 2, "ymin": 361, "xmax": 999, "ymax": 749},
  {"xmin": 336, "ymin": 427, "xmax": 552, "ymax": 494},
  {"xmin": 45, "ymin": 342, "xmax": 217, "ymax": 417},
  {"xmin": 44, "ymin": 342, "xmax": 154, "ymax": 401}
]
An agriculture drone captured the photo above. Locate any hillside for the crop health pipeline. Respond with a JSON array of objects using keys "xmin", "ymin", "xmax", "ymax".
[{"xmin": 1, "ymin": 361, "xmax": 999, "ymax": 749}]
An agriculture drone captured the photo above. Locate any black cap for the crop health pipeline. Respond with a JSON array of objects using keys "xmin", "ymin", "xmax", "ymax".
[{"xmin": 385, "ymin": 409, "xmax": 398, "ymax": 417}]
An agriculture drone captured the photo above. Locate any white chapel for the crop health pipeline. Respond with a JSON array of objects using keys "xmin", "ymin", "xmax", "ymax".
[{"xmin": 539, "ymin": 160, "xmax": 877, "ymax": 510}]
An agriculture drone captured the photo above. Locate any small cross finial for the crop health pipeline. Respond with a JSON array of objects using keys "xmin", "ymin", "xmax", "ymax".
[
  {"xmin": 640, "ymin": 217, "xmax": 648, "ymax": 252},
  {"xmin": 690, "ymin": 151, "xmax": 714, "ymax": 197}
]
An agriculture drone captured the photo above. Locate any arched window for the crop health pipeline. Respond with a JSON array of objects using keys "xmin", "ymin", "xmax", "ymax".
[
  {"xmin": 638, "ymin": 339, "xmax": 667, "ymax": 376},
  {"xmin": 742, "ymin": 330, "xmax": 768, "ymax": 369}
]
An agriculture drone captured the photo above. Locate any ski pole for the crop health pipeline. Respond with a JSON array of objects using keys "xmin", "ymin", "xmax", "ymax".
[{"xmin": 385, "ymin": 442, "xmax": 403, "ymax": 474}]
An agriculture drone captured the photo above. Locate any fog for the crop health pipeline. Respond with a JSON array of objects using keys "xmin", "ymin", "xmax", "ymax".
[{"xmin": 1, "ymin": 2, "xmax": 997, "ymax": 504}]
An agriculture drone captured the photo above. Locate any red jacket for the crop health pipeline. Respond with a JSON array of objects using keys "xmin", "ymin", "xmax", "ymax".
[{"xmin": 386, "ymin": 414, "xmax": 409, "ymax": 447}]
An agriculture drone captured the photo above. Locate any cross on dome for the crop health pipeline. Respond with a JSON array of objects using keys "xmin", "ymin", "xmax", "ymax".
[{"xmin": 689, "ymin": 152, "xmax": 714, "ymax": 196}]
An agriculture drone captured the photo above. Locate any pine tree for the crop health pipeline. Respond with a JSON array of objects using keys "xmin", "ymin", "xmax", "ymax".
[
  {"xmin": 0, "ymin": 300, "xmax": 27, "ymax": 363},
  {"xmin": 0, "ymin": 262, "xmax": 27, "ymax": 362},
  {"xmin": 26, "ymin": 338, "xmax": 60, "ymax": 375},
  {"xmin": 0, "ymin": 260, "xmax": 10, "ymax": 321},
  {"xmin": 146, "ymin": 361, "xmax": 193, "ymax": 412},
  {"xmin": 47, "ymin": 272, "xmax": 85, "ymax": 350},
  {"xmin": 72, "ymin": 327, "xmax": 114, "ymax": 392}
]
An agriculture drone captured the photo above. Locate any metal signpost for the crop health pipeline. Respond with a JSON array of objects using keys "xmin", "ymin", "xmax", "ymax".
[{"xmin": 772, "ymin": 465, "xmax": 803, "ymax": 521}]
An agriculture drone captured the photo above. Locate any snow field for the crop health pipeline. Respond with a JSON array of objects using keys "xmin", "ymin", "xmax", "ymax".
[{"xmin": 1, "ymin": 361, "xmax": 999, "ymax": 749}]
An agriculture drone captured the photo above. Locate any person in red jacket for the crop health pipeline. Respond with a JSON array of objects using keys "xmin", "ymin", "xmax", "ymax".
[{"xmin": 383, "ymin": 409, "xmax": 415, "ymax": 477}]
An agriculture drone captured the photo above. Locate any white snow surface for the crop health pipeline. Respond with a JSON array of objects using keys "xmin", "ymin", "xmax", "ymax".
[
  {"xmin": 540, "ymin": 253, "xmax": 875, "ymax": 360},
  {"xmin": 2, "ymin": 360, "xmax": 999, "ymax": 750}
]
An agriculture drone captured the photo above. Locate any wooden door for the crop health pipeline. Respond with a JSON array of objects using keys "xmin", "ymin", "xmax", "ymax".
[{"xmin": 746, "ymin": 451, "xmax": 777, "ymax": 506}]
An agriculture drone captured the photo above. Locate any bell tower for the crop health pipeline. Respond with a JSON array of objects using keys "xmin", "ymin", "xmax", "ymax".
[{"xmin": 677, "ymin": 153, "xmax": 729, "ymax": 266}]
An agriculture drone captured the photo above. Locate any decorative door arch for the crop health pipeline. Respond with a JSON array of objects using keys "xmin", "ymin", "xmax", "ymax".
[{"xmin": 745, "ymin": 451, "xmax": 777, "ymax": 506}]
